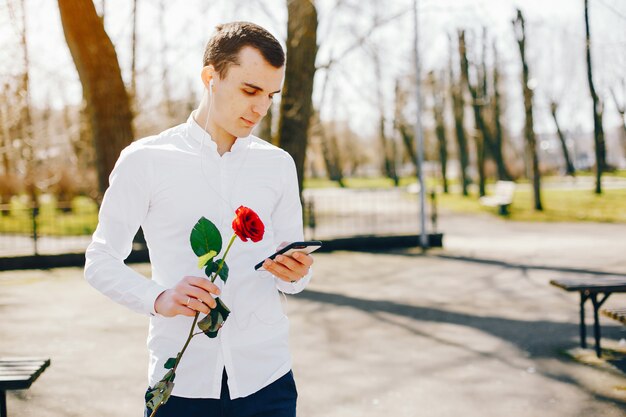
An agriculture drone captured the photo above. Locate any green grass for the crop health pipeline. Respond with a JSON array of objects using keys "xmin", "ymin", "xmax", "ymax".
[
  {"xmin": 436, "ymin": 187, "xmax": 626, "ymax": 223},
  {"xmin": 304, "ymin": 176, "xmax": 444, "ymax": 189},
  {"xmin": 574, "ymin": 169, "xmax": 626, "ymax": 179},
  {"xmin": 0, "ymin": 195, "xmax": 98, "ymax": 236},
  {"xmin": 306, "ymin": 173, "xmax": 626, "ymax": 224}
]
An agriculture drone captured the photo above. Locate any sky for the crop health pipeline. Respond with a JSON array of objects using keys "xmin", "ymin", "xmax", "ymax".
[{"xmin": 1, "ymin": 0, "xmax": 625, "ymax": 139}]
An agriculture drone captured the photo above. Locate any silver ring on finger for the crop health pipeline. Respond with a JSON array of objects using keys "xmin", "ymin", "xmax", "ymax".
[{"xmin": 186, "ymin": 296, "xmax": 192, "ymax": 307}]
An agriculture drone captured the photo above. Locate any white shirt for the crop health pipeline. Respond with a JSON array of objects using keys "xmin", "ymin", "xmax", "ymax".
[{"xmin": 84, "ymin": 112, "xmax": 312, "ymax": 399}]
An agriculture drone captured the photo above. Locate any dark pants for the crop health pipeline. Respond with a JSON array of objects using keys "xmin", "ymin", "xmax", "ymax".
[{"xmin": 145, "ymin": 369, "xmax": 297, "ymax": 417}]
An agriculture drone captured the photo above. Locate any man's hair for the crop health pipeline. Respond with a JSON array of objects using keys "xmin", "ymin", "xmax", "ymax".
[{"xmin": 203, "ymin": 22, "xmax": 285, "ymax": 78}]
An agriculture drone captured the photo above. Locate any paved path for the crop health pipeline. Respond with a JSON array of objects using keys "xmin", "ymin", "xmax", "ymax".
[{"xmin": 0, "ymin": 212, "xmax": 625, "ymax": 416}]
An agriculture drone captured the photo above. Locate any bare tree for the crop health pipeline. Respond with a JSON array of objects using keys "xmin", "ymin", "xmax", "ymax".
[
  {"xmin": 459, "ymin": 29, "xmax": 512, "ymax": 191},
  {"xmin": 428, "ymin": 71, "xmax": 449, "ymax": 193},
  {"xmin": 393, "ymin": 78, "xmax": 418, "ymax": 174},
  {"xmin": 513, "ymin": 9, "xmax": 542, "ymax": 211},
  {"xmin": 308, "ymin": 64, "xmax": 345, "ymax": 186},
  {"xmin": 58, "ymin": 0, "xmax": 134, "ymax": 198},
  {"xmin": 491, "ymin": 42, "xmax": 512, "ymax": 181},
  {"xmin": 277, "ymin": 0, "xmax": 318, "ymax": 196},
  {"xmin": 448, "ymin": 35, "xmax": 470, "ymax": 196},
  {"xmin": 610, "ymin": 80, "xmax": 626, "ymax": 158},
  {"xmin": 584, "ymin": 0, "xmax": 606, "ymax": 194},
  {"xmin": 158, "ymin": 0, "xmax": 174, "ymax": 119},
  {"xmin": 1, "ymin": 84, "xmax": 12, "ymax": 176},
  {"xmin": 458, "ymin": 30, "xmax": 487, "ymax": 196},
  {"xmin": 541, "ymin": 24, "xmax": 578, "ymax": 178},
  {"xmin": 309, "ymin": 1, "xmax": 410, "ymax": 185},
  {"xmin": 336, "ymin": 122, "xmax": 366, "ymax": 176},
  {"xmin": 6, "ymin": 0, "xmax": 37, "ymax": 201},
  {"xmin": 549, "ymin": 100, "xmax": 576, "ymax": 176},
  {"xmin": 371, "ymin": 42, "xmax": 398, "ymax": 186},
  {"xmin": 327, "ymin": 118, "xmax": 346, "ymax": 186}
]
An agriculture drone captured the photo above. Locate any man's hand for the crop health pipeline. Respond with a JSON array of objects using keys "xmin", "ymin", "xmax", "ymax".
[
  {"xmin": 154, "ymin": 276, "xmax": 221, "ymax": 317},
  {"xmin": 263, "ymin": 251, "xmax": 314, "ymax": 283}
]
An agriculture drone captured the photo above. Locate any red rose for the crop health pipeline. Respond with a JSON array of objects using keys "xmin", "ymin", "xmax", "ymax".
[{"xmin": 232, "ymin": 206, "xmax": 265, "ymax": 242}]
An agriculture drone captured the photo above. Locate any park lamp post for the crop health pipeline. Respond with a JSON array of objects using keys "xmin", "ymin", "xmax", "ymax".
[{"xmin": 413, "ymin": 0, "xmax": 428, "ymax": 249}]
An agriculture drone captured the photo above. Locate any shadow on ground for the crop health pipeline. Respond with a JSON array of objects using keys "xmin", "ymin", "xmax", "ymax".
[{"xmin": 299, "ymin": 288, "xmax": 626, "ymax": 409}]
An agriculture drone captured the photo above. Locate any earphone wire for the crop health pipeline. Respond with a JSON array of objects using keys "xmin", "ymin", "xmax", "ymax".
[{"xmin": 199, "ymin": 82, "xmax": 252, "ymax": 225}]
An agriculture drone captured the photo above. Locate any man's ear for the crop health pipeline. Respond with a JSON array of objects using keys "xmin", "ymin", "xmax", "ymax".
[{"xmin": 201, "ymin": 65, "xmax": 216, "ymax": 89}]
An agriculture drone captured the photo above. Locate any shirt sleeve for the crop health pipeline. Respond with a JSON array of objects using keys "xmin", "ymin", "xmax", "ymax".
[
  {"xmin": 271, "ymin": 152, "xmax": 314, "ymax": 294},
  {"xmin": 84, "ymin": 144, "xmax": 167, "ymax": 316}
]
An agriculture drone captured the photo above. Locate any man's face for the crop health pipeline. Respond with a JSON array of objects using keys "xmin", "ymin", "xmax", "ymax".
[{"xmin": 209, "ymin": 46, "xmax": 284, "ymax": 139}]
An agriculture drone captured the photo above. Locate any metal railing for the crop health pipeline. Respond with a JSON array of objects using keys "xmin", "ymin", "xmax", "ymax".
[
  {"xmin": 303, "ymin": 187, "xmax": 436, "ymax": 240},
  {"xmin": 0, "ymin": 187, "xmax": 436, "ymax": 258},
  {"xmin": 0, "ymin": 198, "xmax": 97, "ymax": 257}
]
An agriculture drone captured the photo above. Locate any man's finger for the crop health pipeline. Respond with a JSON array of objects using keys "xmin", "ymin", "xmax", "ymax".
[
  {"xmin": 274, "ymin": 254, "xmax": 301, "ymax": 270},
  {"xmin": 184, "ymin": 286, "xmax": 217, "ymax": 309},
  {"xmin": 292, "ymin": 252, "xmax": 314, "ymax": 267},
  {"xmin": 186, "ymin": 297, "xmax": 210, "ymax": 314},
  {"xmin": 275, "ymin": 255, "xmax": 310, "ymax": 276},
  {"xmin": 264, "ymin": 259, "xmax": 298, "ymax": 280},
  {"xmin": 185, "ymin": 276, "xmax": 221, "ymax": 295},
  {"xmin": 174, "ymin": 303, "xmax": 197, "ymax": 317}
]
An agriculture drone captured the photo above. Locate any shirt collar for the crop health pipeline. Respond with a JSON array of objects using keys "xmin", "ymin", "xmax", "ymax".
[{"xmin": 186, "ymin": 111, "xmax": 252, "ymax": 154}]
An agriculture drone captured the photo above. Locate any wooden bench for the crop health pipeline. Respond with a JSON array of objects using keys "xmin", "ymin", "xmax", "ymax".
[
  {"xmin": 479, "ymin": 181, "xmax": 515, "ymax": 215},
  {"xmin": 550, "ymin": 276, "xmax": 626, "ymax": 358},
  {"xmin": 601, "ymin": 308, "xmax": 626, "ymax": 325},
  {"xmin": 0, "ymin": 358, "xmax": 50, "ymax": 417}
]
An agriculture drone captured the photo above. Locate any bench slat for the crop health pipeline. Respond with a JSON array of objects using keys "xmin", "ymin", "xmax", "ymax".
[
  {"xmin": 550, "ymin": 277, "xmax": 626, "ymax": 292},
  {"xmin": 602, "ymin": 308, "xmax": 626, "ymax": 325},
  {"xmin": 0, "ymin": 369, "xmax": 43, "ymax": 376},
  {"xmin": 0, "ymin": 358, "xmax": 50, "ymax": 390}
]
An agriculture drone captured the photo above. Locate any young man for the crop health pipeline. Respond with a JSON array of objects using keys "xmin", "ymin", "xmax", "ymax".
[{"xmin": 84, "ymin": 22, "xmax": 314, "ymax": 417}]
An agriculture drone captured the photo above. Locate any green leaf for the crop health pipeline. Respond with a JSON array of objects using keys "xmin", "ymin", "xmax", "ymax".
[
  {"xmin": 197, "ymin": 250, "xmax": 217, "ymax": 269},
  {"xmin": 145, "ymin": 374, "xmax": 176, "ymax": 413},
  {"xmin": 205, "ymin": 260, "xmax": 229, "ymax": 283},
  {"xmin": 197, "ymin": 311, "xmax": 212, "ymax": 332},
  {"xmin": 163, "ymin": 369, "xmax": 176, "ymax": 382},
  {"xmin": 197, "ymin": 297, "xmax": 231, "ymax": 338},
  {"xmin": 190, "ymin": 217, "xmax": 222, "ymax": 258},
  {"xmin": 164, "ymin": 357, "xmax": 177, "ymax": 369}
]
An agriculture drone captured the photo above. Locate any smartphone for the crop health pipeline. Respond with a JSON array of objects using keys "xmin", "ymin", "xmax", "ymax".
[{"xmin": 254, "ymin": 241, "xmax": 323, "ymax": 271}]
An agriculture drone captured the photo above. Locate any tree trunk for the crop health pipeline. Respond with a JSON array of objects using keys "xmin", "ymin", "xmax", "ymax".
[
  {"xmin": 373, "ymin": 47, "xmax": 398, "ymax": 186},
  {"xmin": 0, "ymin": 84, "xmax": 12, "ymax": 176},
  {"xmin": 584, "ymin": 0, "xmax": 606, "ymax": 194},
  {"xmin": 610, "ymin": 86, "xmax": 626, "ymax": 159},
  {"xmin": 450, "ymin": 85, "xmax": 469, "ymax": 196},
  {"xmin": 458, "ymin": 30, "xmax": 486, "ymax": 197},
  {"xmin": 393, "ymin": 79, "xmax": 417, "ymax": 174},
  {"xmin": 328, "ymin": 130, "xmax": 345, "ymax": 186},
  {"xmin": 378, "ymin": 114, "xmax": 398, "ymax": 186},
  {"xmin": 549, "ymin": 101, "xmax": 576, "ymax": 176},
  {"xmin": 513, "ymin": 9, "xmax": 542, "ymax": 211},
  {"xmin": 312, "ymin": 112, "xmax": 344, "ymax": 186},
  {"xmin": 8, "ymin": 0, "xmax": 39, "ymax": 205},
  {"xmin": 448, "ymin": 36, "xmax": 470, "ymax": 197},
  {"xmin": 58, "ymin": 0, "xmax": 134, "ymax": 198},
  {"xmin": 277, "ymin": 0, "xmax": 318, "ymax": 197},
  {"xmin": 428, "ymin": 72, "xmax": 448, "ymax": 193},
  {"xmin": 158, "ymin": 0, "xmax": 174, "ymax": 119},
  {"xmin": 491, "ymin": 42, "xmax": 512, "ymax": 181}
]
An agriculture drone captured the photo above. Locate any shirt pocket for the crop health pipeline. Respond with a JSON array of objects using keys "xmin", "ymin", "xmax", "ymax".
[{"xmin": 231, "ymin": 282, "xmax": 287, "ymax": 330}]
